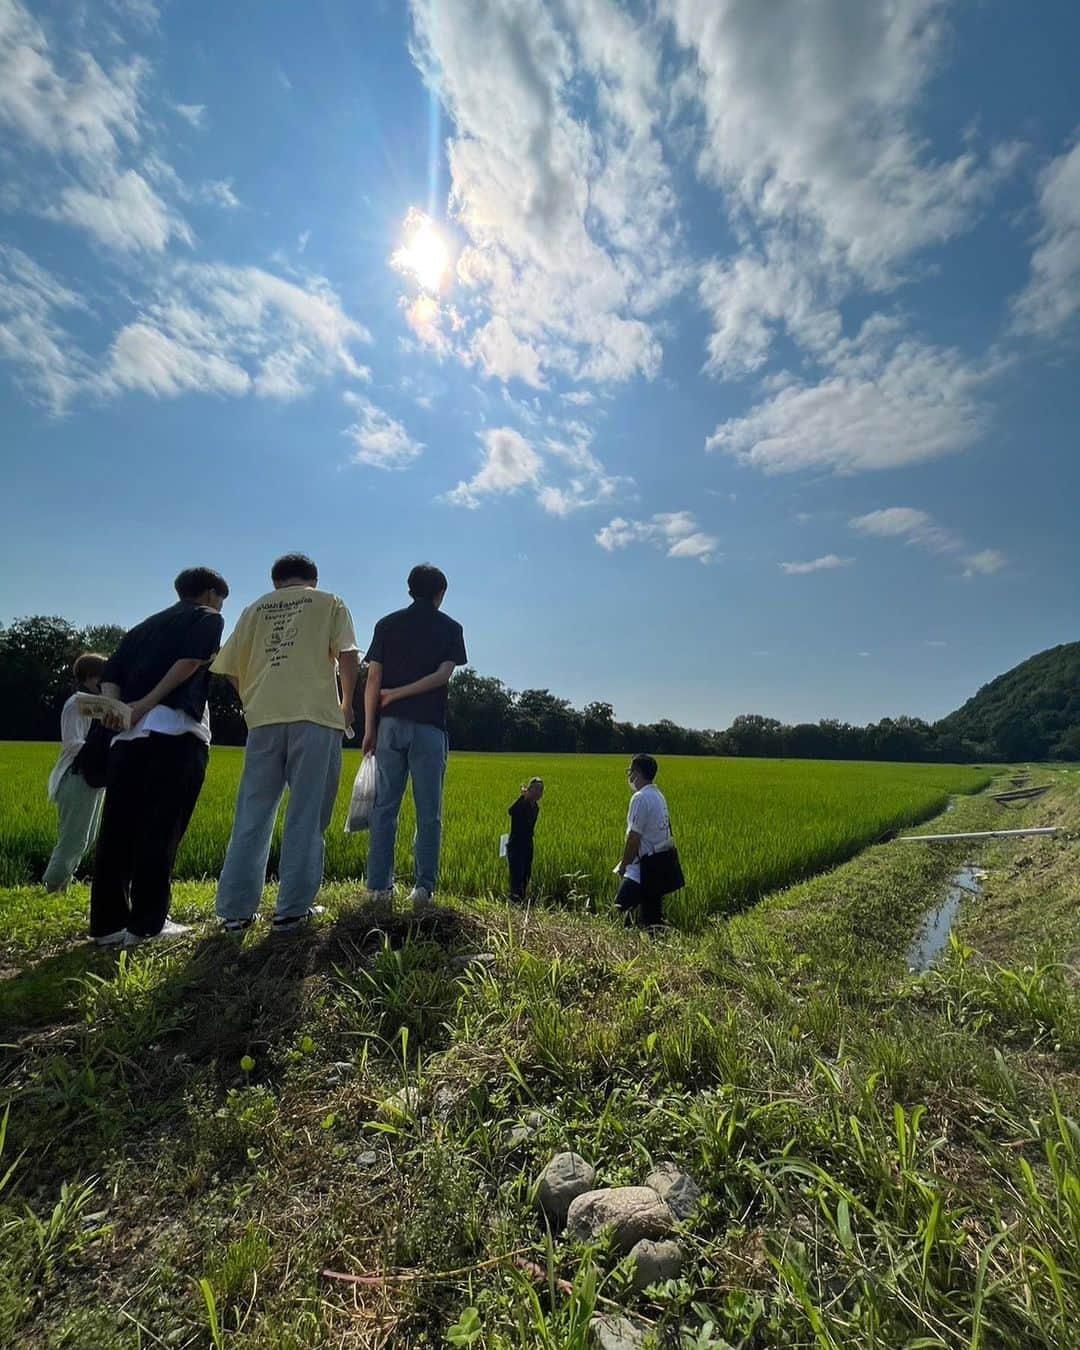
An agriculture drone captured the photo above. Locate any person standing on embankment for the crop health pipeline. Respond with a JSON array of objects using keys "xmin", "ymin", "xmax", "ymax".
[
  {"xmin": 211, "ymin": 553, "xmax": 359, "ymax": 937},
  {"xmin": 90, "ymin": 567, "xmax": 229, "ymax": 946},
  {"xmin": 42, "ymin": 652, "xmax": 108, "ymax": 893}
]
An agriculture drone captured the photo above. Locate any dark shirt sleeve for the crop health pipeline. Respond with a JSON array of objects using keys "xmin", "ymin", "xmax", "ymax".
[
  {"xmin": 182, "ymin": 611, "xmax": 225, "ymax": 662},
  {"xmin": 508, "ymin": 797, "xmax": 525, "ymax": 821},
  {"xmin": 101, "ymin": 634, "xmax": 133, "ymax": 687},
  {"xmin": 365, "ymin": 619, "xmax": 386, "ymax": 665},
  {"xmin": 446, "ymin": 622, "xmax": 467, "ymax": 667}
]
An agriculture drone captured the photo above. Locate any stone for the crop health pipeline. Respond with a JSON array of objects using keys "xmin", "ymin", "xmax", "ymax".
[
  {"xmin": 537, "ymin": 1151, "xmax": 596, "ymax": 1227},
  {"xmin": 377, "ymin": 1085, "xmax": 422, "ymax": 1121},
  {"xmin": 449, "ymin": 952, "xmax": 497, "ymax": 973},
  {"xmin": 507, "ymin": 1124, "xmax": 535, "ymax": 1149},
  {"xmin": 432, "ymin": 1084, "xmax": 469, "ymax": 1119},
  {"xmin": 589, "ymin": 1313, "xmax": 648, "ymax": 1349},
  {"xmin": 629, "ymin": 1237, "xmax": 684, "ymax": 1291},
  {"xmin": 566, "ymin": 1187, "xmax": 674, "ymax": 1254},
  {"xmin": 357, "ymin": 1150, "xmax": 378, "ymax": 1167},
  {"xmin": 644, "ymin": 1162, "xmax": 702, "ymax": 1222}
]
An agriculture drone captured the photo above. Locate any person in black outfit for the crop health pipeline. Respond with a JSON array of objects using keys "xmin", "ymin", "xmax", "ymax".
[
  {"xmin": 507, "ymin": 777, "xmax": 544, "ymax": 901},
  {"xmin": 89, "ymin": 567, "xmax": 228, "ymax": 946},
  {"xmin": 362, "ymin": 564, "xmax": 468, "ymax": 911}
]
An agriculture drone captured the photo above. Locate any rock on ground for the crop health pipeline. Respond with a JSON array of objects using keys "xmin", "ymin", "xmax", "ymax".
[
  {"xmin": 537, "ymin": 1151, "xmax": 596, "ymax": 1226},
  {"xmin": 590, "ymin": 1313, "xmax": 649, "ymax": 1349},
  {"xmin": 566, "ymin": 1187, "xmax": 674, "ymax": 1253},
  {"xmin": 376, "ymin": 1085, "xmax": 422, "ymax": 1121},
  {"xmin": 629, "ymin": 1237, "xmax": 684, "ymax": 1291},
  {"xmin": 644, "ymin": 1162, "xmax": 702, "ymax": 1221}
]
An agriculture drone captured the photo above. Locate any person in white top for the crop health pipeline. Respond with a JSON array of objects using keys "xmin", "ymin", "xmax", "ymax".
[
  {"xmin": 42, "ymin": 653, "xmax": 108, "ymax": 893},
  {"xmin": 613, "ymin": 753, "xmax": 672, "ymax": 928}
]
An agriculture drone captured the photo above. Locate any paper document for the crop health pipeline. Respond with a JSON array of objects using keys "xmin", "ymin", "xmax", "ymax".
[
  {"xmin": 499, "ymin": 833, "xmax": 509, "ymax": 858},
  {"xmin": 75, "ymin": 693, "xmax": 132, "ymax": 731}
]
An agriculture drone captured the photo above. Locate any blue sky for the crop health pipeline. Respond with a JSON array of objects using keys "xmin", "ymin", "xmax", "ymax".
[{"xmin": 2, "ymin": 0, "xmax": 1078, "ymax": 730}]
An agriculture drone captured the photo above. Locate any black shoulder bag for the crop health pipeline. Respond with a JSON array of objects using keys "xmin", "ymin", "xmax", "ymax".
[
  {"xmin": 72, "ymin": 722, "xmax": 116, "ymax": 789},
  {"xmin": 639, "ymin": 842, "xmax": 685, "ymax": 897}
]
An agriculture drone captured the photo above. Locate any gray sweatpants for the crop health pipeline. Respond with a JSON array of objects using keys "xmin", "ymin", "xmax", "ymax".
[
  {"xmin": 214, "ymin": 721, "xmax": 342, "ymax": 923},
  {"xmin": 43, "ymin": 767, "xmax": 104, "ymax": 891}
]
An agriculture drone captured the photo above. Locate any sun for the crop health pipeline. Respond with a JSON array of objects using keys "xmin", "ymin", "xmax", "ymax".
[{"xmin": 392, "ymin": 209, "xmax": 450, "ymax": 294}]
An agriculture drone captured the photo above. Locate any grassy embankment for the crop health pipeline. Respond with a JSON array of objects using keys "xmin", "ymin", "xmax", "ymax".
[{"xmin": 1, "ymin": 767, "xmax": 1078, "ymax": 1346}]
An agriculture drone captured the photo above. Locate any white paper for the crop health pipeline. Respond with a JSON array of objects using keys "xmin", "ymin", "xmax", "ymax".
[{"xmin": 499, "ymin": 833, "xmax": 509, "ymax": 858}]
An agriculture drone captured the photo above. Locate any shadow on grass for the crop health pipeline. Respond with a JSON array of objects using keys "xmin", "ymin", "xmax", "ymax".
[{"xmin": 2, "ymin": 898, "xmax": 485, "ymax": 1188}]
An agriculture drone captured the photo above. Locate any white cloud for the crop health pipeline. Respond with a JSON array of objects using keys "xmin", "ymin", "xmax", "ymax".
[
  {"xmin": 666, "ymin": 0, "xmax": 1016, "ymax": 283},
  {"xmin": 50, "ymin": 168, "xmax": 191, "ymax": 252},
  {"xmin": 471, "ymin": 315, "xmax": 546, "ymax": 388},
  {"xmin": 344, "ymin": 397, "xmax": 424, "ymax": 469},
  {"xmin": 0, "ymin": 0, "xmax": 144, "ymax": 163},
  {"xmin": 779, "ymin": 554, "xmax": 854, "ymax": 575},
  {"xmin": 1010, "ymin": 137, "xmax": 1080, "ymax": 340},
  {"xmin": 405, "ymin": 0, "xmax": 687, "ymax": 387},
  {"xmin": 699, "ymin": 242, "xmax": 842, "ymax": 379},
  {"xmin": 173, "ymin": 102, "xmax": 205, "ymax": 128},
  {"xmin": 596, "ymin": 510, "xmax": 718, "ymax": 563},
  {"xmin": 562, "ymin": 390, "xmax": 595, "ymax": 406},
  {"xmin": 199, "ymin": 178, "xmax": 239, "ymax": 210},
  {"xmin": 962, "ymin": 548, "xmax": 1006, "ymax": 578},
  {"xmin": 850, "ymin": 505, "xmax": 1006, "ymax": 578},
  {"xmin": 0, "ymin": 245, "xmax": 90, "ymax": 413},
  {"xmin": 849, "ymin": 506, "xmax": 958, "ymax": 552},
  {"xmin": 444, "ymin": 426, "xmax": 543, "ymax": 507},
  {"xmin": 102, "ymin": 264, "xmax": 371, "ymax": 401},
  {"xmin": 706, "ymin": 317, "xmax": 986, "ymax": 474},
  {"xmin": 103, "ymin": 320, "xmax": 249, "ymax": 398}
]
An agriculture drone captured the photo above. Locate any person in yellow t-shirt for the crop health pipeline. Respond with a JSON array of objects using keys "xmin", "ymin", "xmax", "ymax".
[{"xmin": 212, "ymin": 554, "xmax": 359, "ymax": 935}]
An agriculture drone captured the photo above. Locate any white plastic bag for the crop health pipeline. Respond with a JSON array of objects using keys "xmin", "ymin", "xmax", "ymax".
[
  {"xmin": 499, "ymin": 832, "xmax": 509, "ymax": 858},
  {"xmin": 345, "ymin": 754, "xmax": 378, "ymax": 833}
]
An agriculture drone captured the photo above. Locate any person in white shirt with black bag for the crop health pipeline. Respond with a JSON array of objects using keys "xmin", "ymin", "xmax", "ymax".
[{"xmin": 613, "ymin": 754, "xmax": 684, "ymax": 930}]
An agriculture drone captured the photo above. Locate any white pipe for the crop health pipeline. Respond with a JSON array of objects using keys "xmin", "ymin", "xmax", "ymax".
[{"xmin": 898, "ymin": 827, "xmax": 1063, "ymax": 843}]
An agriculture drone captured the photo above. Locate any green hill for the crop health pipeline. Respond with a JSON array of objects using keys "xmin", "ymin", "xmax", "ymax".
[{"xmin": 937, "ymin": 641, "xmax": 1080, "ymax": 760}]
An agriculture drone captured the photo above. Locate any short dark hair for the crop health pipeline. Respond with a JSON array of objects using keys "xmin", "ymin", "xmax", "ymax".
[
  {"xmin": 408, "ymin": 563, "xmax": 448, "ymax": 601},
  {"xmin": 73, "ymin": 652, "xmax": 107, "ymax": 685},
  {"xmin": 630, "ymin": 753, "xmax": 658, "ymax": 782},
  {"xmin": 271, "ymin": 553, "xmax": 318, "ymax": 584},
  {"xmin": 175, "ymin": 567, "xmax": 229, "ymax": 600}
]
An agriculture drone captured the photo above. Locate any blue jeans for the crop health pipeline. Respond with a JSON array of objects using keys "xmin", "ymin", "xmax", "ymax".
[
  {"xmin": 215, "ymin": 721, "xmax": 342, "ymax": 923},
  {"xmin": 365, "ymin": 716, "xmax": 448, "ymax": 894}
]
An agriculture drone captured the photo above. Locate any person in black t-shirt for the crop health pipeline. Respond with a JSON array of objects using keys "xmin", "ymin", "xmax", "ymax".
[
  {"xmin": 507, "ymin": 776, "xmax": 544, "ymax": 901},
  {"xmin": 361, "ymin": 564, "xmax": 467, "ymax": 911},
  {"xmin": 89, "ymin": 567, "xmax": 228, "ymax": 947}
]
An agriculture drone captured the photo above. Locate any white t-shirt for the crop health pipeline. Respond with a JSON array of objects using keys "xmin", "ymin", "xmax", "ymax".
[
  {"xmin": 113, "ymin": 703, "xmax": 212, "ymax": 746},
  {"xmin": 624, "ymin": 783, "xmax": 671, "ymax": 884},
  {"xmin": 47, "ymin": 693, "xmax": 93, "ymax": 801}
]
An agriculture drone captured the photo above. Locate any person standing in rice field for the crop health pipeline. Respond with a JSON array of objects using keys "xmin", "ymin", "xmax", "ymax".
[
  {"xmin": 42, "ymin": 653, "xmax": 108, "ymax": 893},
  {"xmin": 507, "ymin": 776, "xmax": 543, "ymax": 901},
  {"xmin": 613, "ymin": 753, "xmax": 675, "ymax": 929}
]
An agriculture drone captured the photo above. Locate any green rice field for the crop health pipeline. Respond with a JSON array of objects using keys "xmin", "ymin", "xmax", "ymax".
[{"xmin": 0, "ymin": 742, "xmax": 991, "ymax": 925}]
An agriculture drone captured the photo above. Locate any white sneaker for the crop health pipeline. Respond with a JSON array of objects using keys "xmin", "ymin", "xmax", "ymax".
[
  {"xmin": 408, "ymin": 886, "xmax": 434, "ymax": 911},
  {"xmin": 125, "ymin": 919, "xmax": 191, "ymax": 947},
  {"xmin": 93, "ymin": 929, "xmax": 127, "ymax": 947}
]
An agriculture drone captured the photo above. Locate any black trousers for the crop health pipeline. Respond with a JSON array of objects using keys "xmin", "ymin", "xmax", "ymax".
[
  {"xmin": 507, "ymin": 843, "xmax": 533, "ymax": 900},
  {"xmin": 614, "ymin": 876, "xmax": 664, "ymax": 927},
  {"xmin": 90, "ymin": 733, "xmax": 208, "ymax": 938}
]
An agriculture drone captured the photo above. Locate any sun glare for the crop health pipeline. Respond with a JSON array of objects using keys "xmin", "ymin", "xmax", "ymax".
[{"xmin": 392, "ymin": 209, "xmax": 450, "ymax": 294}]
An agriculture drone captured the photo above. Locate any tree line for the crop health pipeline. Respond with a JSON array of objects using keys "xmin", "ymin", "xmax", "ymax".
[{"xmin": 0, "ymin": 613, "xmax": 1067, "ymax": 763}]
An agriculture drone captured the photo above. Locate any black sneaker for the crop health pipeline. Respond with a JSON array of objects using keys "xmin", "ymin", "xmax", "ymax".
[
  {"xmin": 272, "ymin": 905, "xmax": 325, "ymax": 936},
  {"xmin": 221, "ymin": 916, "xmax": 255, "ymax": 934}
]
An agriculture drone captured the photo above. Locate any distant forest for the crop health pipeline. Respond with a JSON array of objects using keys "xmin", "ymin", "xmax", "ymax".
[{"xmin": 1, "ymin": 616, "xmax": 1077, "ymax": 763}]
